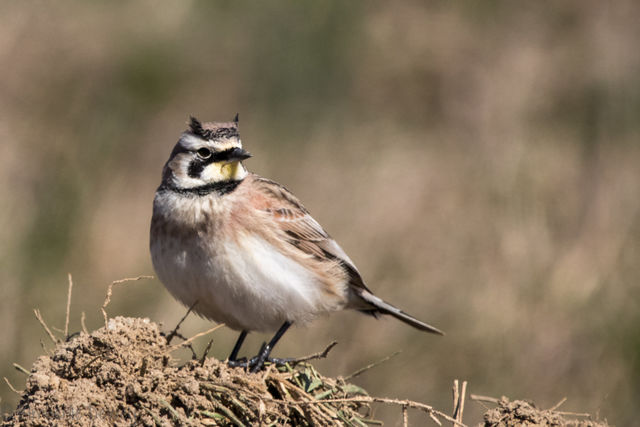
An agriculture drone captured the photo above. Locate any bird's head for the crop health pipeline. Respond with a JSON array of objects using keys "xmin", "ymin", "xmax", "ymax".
[{"xmin": 161, "ymin": 115, "xmax": 251, "ymax": 190}]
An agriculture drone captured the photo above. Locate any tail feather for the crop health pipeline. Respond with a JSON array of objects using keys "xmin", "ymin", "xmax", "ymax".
[{"xmin": 357, "ymin": 290, "xmax": 444, "ymax": 335}]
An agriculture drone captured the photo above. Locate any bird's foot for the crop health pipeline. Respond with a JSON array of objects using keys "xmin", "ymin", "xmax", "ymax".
[
  {"xmin": 227, "ymin": 356, "xmax": 294, "ymax": 371},
  {"xmin": 227, "ymin": 342, "xmax": 294, "ymax": 372}
]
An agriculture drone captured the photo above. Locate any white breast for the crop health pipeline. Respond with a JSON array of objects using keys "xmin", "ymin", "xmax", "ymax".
[{"xmin": 151, "ymin": 195, "xmax": 346, "ymax": 331}]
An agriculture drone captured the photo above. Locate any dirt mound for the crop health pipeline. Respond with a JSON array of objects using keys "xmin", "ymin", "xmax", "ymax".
[
  {"xmin": 3, "ymin": 315, "xmax": 610, "ymax": 426},
  {"xmin": 3, "ymin": 317, "xmax": 374, "ymax": 426},
  {"xmin": 481, "ymin": 397, "xmax": 608, "ymax": 427}
]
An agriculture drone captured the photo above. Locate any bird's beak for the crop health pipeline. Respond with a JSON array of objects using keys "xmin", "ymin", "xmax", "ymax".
[{"xmin": 226, "ymin": 147, "xmax": 252, "ymax": 162}]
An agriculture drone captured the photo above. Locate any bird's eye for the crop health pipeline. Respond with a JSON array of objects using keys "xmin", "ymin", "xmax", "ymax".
[{"xmin": 197, "ymin": 148, "xmax": 212, "ymax": 159}]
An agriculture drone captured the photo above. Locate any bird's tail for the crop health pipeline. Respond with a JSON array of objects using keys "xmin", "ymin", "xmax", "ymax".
[{"xmin": 357, "ymin": 290, "xmax": 444, "ymax": 335}]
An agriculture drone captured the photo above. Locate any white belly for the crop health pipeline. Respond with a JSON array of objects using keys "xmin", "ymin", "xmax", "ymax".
[{"xmin": 151, "ymin": 231, "xmax": 345, "ymax": 332}]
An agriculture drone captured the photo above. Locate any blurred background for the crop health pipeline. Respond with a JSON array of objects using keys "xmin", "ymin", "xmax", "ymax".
[{"xmin": 2, "ymin": 1, "xmax": 639, "ymax": 424}]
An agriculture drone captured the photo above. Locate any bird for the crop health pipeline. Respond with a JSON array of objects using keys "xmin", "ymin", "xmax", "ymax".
[{"xmin": 150, "ymin": 116, "xmax": 443, "ymax": 372}]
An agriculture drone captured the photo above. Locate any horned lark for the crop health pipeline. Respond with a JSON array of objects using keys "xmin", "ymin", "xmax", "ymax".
[{"xmin": 150, "ymin": 116, "xmax": 443, "ymax": 372}]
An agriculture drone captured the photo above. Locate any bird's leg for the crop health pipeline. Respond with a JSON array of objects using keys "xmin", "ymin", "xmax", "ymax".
[
  {"xmin": 227, "ymin": 330, "xmax": 248, "ymax": 367},
  {"xmin": 249, "ymin": 321, "xmax": 292, "ymax": 373},
  {"xmin": 229, "ymin": 341, "xmax": 266, "ymax": 369},
  {"xmin": 227, "ymin": 322, "xmax": 293, "ymax": 371}
]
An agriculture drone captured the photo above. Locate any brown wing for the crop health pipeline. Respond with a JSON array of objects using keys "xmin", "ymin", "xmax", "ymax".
[
  {"xmin": 249, "ymin": 175, "xmax": 370, "ymax": 291},
  {"xmin": 244, "ymin": 175, "xmax": 445, "ymax": 334}
]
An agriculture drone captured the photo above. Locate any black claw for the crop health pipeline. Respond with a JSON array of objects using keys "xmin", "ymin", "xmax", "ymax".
[
  {"xmin": 227, "ymin": 357, "xmax": 248, "ymax": 368},
  {"xmin": 227, "ymin": 353, "xmax": 296, "ymax": 372},
  {"xmin": 226, "ymin": 322, "xmax": 294, "ymax": 372},
  {"xmin": 267, "ymin": 357, "xmax": 295, "ymax": 365}
]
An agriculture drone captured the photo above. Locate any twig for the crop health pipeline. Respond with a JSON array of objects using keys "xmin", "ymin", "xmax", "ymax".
[
  {"xmin": 157, "ymin": 398, "xmax": 187, "ymax": 424},
  {"xmin": 299, "ymin": 396, "xmax": 467, "ymax": 426},
  {"xmin": 39, "ymin": 340, "xmax": 50, "ymax": 355},
  {"xmin": 168, "ymin": 324, "xmax": 225, "ymax": 351},
  {"xmin": 165, "ymin": 301, "xmax": 198, "ymax": 344},
  {"xmin": 80, "ymin": 311, "xmax": 88, "ymax": 335},
  {"xmin": 459, "ymin": 381, "xmax": 467, "ymax": 422},
  {"xmin": 402, "ymin": 404, "xmax": 409, "ymax": 427},
  {"xmin": 65, "ymin": 273, "xmax": 73, "ymax": 339},
  {"xmin": 344, "ymin": 350, "xmax": 401, "ymax": 380},
  {"xmin": 261, "ymin": 363, "xmax": 276, "ymax": 383},
  {"xmin": 3, "ymin": 377, "xmax": 22, "ymax": 395},
  {"xmin": 452, "ymin": 380, "xmax": 459, "ymax": 420},
  {"xmin": 101, "ymin": 276, "xmax": 153, "ymax": 326},
  {"xmin": 287, "ymin": 341, "xmax": 339, "ymax": 365},
  {"xmin": 13, "ymin": 363, "xmax": 30, "ymax": 376},
  {"xmin": 212, "ymin": 400, "xmax": 245, "ymax": 426},
  {"xmin": 429, "ymin": 412, "xmax": 443, "ymax": 425},
  {"xmin": 452, "ymin": 379, "xmax": 467, "ymax": 424},
  {"xmin": 79, "ymin": 355, "xmax": 102, "ymax": 375},
  {"xmin": 34, "ymin": 309, "xmax": 58, "ymax": 344},
  {"xmin": 548, "ymin": 397, "xmax": 567, "ymax": 412},
  {"xmin": 199, "ymin": 339, "xmax": 214, "ymax": 366},
  {"xmin": 555, "ymin": 411, "xmax": 592, "ymax": 417},
  {"xmin": 166, "ymin": 331, "xmax": 198, "ymax": 359},
  {"xmin": 276, "ymin": 379, "xmax": 335, "ymax": 424},
  {"xmin": 470, "ymin": 394, "xmax": 500, "ymax": 403}
]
